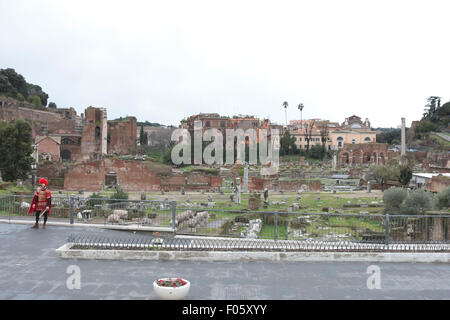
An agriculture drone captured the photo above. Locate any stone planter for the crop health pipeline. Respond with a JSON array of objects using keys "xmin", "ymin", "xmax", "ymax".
[{"xmin": 153, "ymin": 278, "xmax": 190, "ymax": 300}]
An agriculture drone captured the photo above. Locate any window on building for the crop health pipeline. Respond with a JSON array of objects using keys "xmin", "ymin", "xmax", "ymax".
[
  {"xmin": 60, "ymin": 149, "xmax": 71, "ymax": 162},
  {"xmin": 364, "ymin": 137, "xmax": 371, "ymax": 142},
  {"xmin": 205, "ymin": 121, "xmax": 210, "ymax": 127},
  {"xmin": 95, "ymin": 126, "xmax": 101, "ymax": 140},
  {"xmin": 352, "ymin": 139, "xmax": 356, "ymax": 144},
  {"xmin": 298, "ymin": 137, "xmax": 302, "ymax": 142}
]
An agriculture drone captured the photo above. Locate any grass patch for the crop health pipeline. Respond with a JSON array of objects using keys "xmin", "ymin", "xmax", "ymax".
[
  {"xmin": 259, "ymin": 224, "xmax": 287, "ymax": 240},
  {"xmin": 430, "ymin": 134, "xmax": 450, "ymax": 149}
]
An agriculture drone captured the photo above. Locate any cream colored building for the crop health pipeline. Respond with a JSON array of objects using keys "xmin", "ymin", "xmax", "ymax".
[{"xmin": 289, "ymin": 115, "xmax": 378, "ymax": 151}]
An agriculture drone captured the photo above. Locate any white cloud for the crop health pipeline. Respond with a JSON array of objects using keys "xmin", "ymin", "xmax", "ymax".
[{"xmin": 1, "ymin": 0, "xmax": 449, "ymax": 127}]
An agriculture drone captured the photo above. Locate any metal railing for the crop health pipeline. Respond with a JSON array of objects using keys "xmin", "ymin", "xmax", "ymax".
[
  {"xmin": 0, "ymin": 194, "xmax": 448, "ymax": 244},
  {"xmin": 0, "ymin": 195, "xmax": 175, "ymax": 228},
  {"xmin": 66, "ymin": 232, "xmax": 450, "ymax": 252},
  {"xmin": 173, "ymin": 206, "xmax": 449, "ymax": 244}
]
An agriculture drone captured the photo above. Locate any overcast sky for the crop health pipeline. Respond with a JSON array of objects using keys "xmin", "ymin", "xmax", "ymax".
[{"xmin": 1, "ymin": 0, "xmax": 449, "ymax": 128}]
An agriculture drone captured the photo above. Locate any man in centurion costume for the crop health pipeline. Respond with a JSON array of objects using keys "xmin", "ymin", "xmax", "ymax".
[{"xmin": 27, "ymin": 178, "xmax": 52, "ymax": 229}]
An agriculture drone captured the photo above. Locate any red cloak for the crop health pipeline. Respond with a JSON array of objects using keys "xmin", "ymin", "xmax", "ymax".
[{"xmin": 27, "ymin": 188, "xmax": 52, "ymax": 215}]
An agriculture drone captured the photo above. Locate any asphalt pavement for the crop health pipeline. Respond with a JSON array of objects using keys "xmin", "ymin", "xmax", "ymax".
[{"xmin": 0, "ymin": 223, "xmax": 449, "ymax": 300}]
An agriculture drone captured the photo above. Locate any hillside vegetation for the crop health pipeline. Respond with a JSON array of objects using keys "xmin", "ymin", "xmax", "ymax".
[{"xmin": 0, "ymin": 68, "xmax": 50, "ymax": 109}]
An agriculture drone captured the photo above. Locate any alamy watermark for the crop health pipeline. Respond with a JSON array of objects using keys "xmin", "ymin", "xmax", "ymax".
[
  {"xmin": 366, "ymin": 265, "xmax": 381, "ymax": 290},
  {"xmin": 66, "ymin": 265, "xmax": 81, "ymax": 290},
  {"xmin": 171, "ymin": 120, "xmax": 280, "ymax": 175}
]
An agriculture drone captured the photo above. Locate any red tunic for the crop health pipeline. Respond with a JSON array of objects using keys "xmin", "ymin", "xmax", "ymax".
[{"xmin": 27, "ymin": 188, "xmax": 52, "ymax": 215}]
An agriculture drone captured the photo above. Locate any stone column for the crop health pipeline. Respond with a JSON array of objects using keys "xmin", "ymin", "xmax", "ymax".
[
  {"xmin": 242, "ymin": 162, "xmax": 249, "ymax": 193},
  {"xmin": 235, "ymin": 177, "xmax": 241, "ymax": 204},
  {"xmin": 332, "ymin": 153, "xmax": 337, "ymax": 171},
  {"xmin": 401, "ymin": 117, "xmax": 406, "ymax": 156}
]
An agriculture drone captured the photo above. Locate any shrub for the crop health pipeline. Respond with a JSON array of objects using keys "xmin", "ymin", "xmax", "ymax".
[
  {"xmin": 436, "ymin": 186, "xmax": 450, "ymax": 209},
  {"xmin": 109, "ymin": 185, "xmax": 128, "ymax": 201},
  {"xmin": 309, "ymin": 145, "xmax": 326, "ymax": 160},
  {"xmin": 414, "ymin": 120, "xmax": 438, "ymax": 138},
  {"xmin": 400, "ymin": 189, "xmax": 434, "ymax": 215},
  {"xmin": 383, "ymin": 187, "xmax": 408, "ymax": 214},
  {"xmin": 87, "ymin": 192, "xmax": 103, "ymax": 207}
]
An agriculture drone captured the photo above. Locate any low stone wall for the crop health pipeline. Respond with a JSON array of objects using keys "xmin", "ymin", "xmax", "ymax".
[
  {"xmin": 427, "ymin": 175, "xmax": 450, "ymax": 193},
  {"xmin": 55, "ymin": 244, "xmax": 449, "ymax": 263},
  {"xmin": 247, "ymin": 177, "xmax": 322, "ymax": 191}
]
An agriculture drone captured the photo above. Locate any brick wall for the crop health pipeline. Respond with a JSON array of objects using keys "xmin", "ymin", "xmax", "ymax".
[
  {"xmin": 108, "ymin": 117, "xmax": 137, "ymax": 155},
  {"xmin": 427, "ymin": 176, "xmax": 450, "ymax": 193},
  {"xmin": 37, "ymin": 137, "xmax": 60, "ymax": 162},
  {"xmin": 64, "ymin": 158, "xmax": 223, "ymax": 192},
  {"xmin": 37, "ymin": 162, "xmax": 66, "ymax": 189},
  {"xmin": 64, "ymin": 158, "xmax": 161, "ymax": 191},
  {"xmin": 0, "ymin": 104, "xmax": 78, "ymax": 138},
  {"xmin": 80, "ymin": 107, "xmax": 106, "ymax": 161}
]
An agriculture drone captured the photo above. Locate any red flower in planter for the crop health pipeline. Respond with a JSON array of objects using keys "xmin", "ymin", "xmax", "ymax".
[{"xmin": 156, "ymin": 278, "xmax": 188, "ymax": 287}]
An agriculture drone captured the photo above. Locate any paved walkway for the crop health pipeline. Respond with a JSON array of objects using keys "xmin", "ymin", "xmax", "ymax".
[
  {"xmin": 432, "ymin": 131, "xmax": 450, "ymax": 142},
  {"xmin": 0, "ymin": 217, "xmax": 174, "ymax": 233},
  {"xmin": 0, "ymin": 223, "xmax": 449, "ymax": 300}
]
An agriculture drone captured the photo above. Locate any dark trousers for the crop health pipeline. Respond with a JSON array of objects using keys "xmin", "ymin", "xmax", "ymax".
[{"xmin": 35, "ymin": 210, "xmax": 48, "ymax": 223}]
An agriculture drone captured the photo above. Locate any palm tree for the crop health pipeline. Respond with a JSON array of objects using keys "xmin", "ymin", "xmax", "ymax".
[
  {"xmin": 282, "ymin": 101, "xmax": 288, "ymax": 126},
  {"xmin": 298, "ymin": 103, "xmax": 304, "ymax": 129}
]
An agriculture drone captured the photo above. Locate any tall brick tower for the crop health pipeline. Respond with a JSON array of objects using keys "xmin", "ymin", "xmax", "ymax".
[{"xmin": 80, "ymin": 106, "xmax": 108, "ymax": 161}]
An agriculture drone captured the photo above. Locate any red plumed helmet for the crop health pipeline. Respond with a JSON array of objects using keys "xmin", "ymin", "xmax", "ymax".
[{"xmin": 38, "ymin": 178, "xmax": 48, "ymax": 186}]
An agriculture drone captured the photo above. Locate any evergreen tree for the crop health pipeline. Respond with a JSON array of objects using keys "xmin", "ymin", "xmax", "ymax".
[
  {"xmin": 139, "ymin": 126, "xmax": 148, "ymax": 146},
  {"xmin": 280, "ymin": 130, "xmax": 297, "ymax": 155},
  {"xmin": 398, "ymin": 165, "xmax": 413, "ymax": 186},
  {"xmin": 0, "ymin": 120, "xmax": 33, "ymax": 181}
]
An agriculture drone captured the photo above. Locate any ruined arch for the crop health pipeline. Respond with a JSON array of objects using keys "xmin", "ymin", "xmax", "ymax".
[
  {"xmin": 95, "ymin": 126, "xmax": 101, "ymax": 140},
  {"xmin": 372, "ymin": 152, "xmax": 378, "ymax": 164},
  {"xmin": 352, "ymin": 150, "xmax": 362, "ymax": 165},
  {"xmin": 363, "ymin": 152, "xmax": 371, "ymax": 164},
  {"xmin": 379, "ymin": 152, "xmax": 385, "ymax": 164},
  {"xmin": 341, "ymin": 152, "xmax": 350, "ymax": 164}
]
